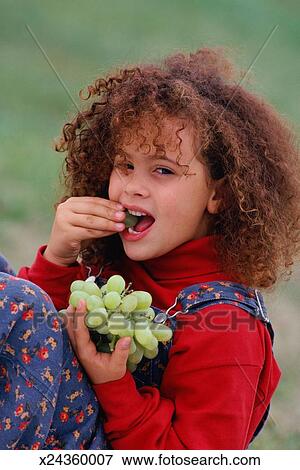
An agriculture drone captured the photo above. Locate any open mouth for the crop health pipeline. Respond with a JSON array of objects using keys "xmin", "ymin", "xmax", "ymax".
[{"xmin": 125, "ymin": 211, "xmax": 155, "ymax": 234}]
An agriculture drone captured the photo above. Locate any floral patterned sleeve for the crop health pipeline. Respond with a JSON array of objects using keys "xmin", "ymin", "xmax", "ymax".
[{"xmin": 0, "ymin": 273, "xmax": 108, "ymax": 450}]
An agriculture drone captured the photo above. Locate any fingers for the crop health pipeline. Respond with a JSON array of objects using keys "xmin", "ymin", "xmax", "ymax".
[
  {"xmin": 65, "ymin": 304, "xmax": 77, "ymax": 350},
  {"xmin": 69, "ymin": 213, "xmax": 125, "ymax": 233},
  {"xmin": 57, "ymin": 198, "xmax": 126, "ymax": 238},
  {"xmin": 65, "ymin": 225, "xmax": 122, "ymax": 242},
  {"xmin": 62, "ymin": 197, "xmax": 124, "ymax": 221},
  {"xmin": 111, "ymin": 337, "xmax": 131, "ymax": 369},
  {"xmin": 72, "ymin": 300, "xmax": 97, "ymax": 359},
  {"xmin": 66, "ymin": 301, "xmax": 131, "ymax": 384},
  {"xmin": 71, "ymin": 199, "xmax": 125, "ymax": 220},
  {"xmin": 68, "ymin": 196, "xmax": 123, "ymax": 212}
]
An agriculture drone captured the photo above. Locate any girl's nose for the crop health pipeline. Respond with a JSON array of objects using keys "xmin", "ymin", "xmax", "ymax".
[{"xmin": 123, "ymin": 173, "xmax": 150, "ymax": 198}]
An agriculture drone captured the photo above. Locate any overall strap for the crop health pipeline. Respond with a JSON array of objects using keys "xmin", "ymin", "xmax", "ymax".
[
  {"xmin": 176, "ymin": 281, "xmax": 274, "ymax": 344},
  {"xmin": 176, "ymin": 280, "xmax": 274, "ymax": 443}
]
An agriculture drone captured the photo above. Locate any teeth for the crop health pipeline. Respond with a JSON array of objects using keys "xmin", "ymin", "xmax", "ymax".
[
  {"xmin": 128, "ymin": 227, "xmax": 140, "ymax": 234},
  {"xmin": 128, "ymin": 209, "xmax": 147, "ymax": 216},
  {"xmin": 127, "ymin": 209, "xmax": 147, "ymax": 216}
]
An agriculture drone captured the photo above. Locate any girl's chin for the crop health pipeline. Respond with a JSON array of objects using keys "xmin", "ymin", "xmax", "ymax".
[{"xmin": 120, "ymin": 239, "xmax": 157, "ymax": 261}]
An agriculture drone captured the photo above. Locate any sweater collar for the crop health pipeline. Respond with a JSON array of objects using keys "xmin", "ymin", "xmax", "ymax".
[{"xmin": 127, "ymin": 234, "xmax": 223, "ymax": 281}]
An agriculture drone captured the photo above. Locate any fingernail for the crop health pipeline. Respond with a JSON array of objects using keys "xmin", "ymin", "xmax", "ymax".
[{"xmin": 120, "ymin": 338, "xmax": 131, "ymax": 349}]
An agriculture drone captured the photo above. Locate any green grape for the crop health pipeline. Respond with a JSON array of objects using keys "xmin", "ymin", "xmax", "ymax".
[
  {"xmin": 128, "ymin": 342, "xmax": 144, "ymax": 364},
  {"xmin": 150, "ymin": 324, "xmax": 173, "ymax": 342},
  {"xmin": 119, "ymin": 321, "xmax": 134, "ymax": 338},
  {"xmin": 90, "ymin": 307, "xmax": 108, "ymax": 323},
  {"xmin": 106, "ymin": 275, "xmax": 126, "ymax": 294},
  {"xmin": 129, "ymin": 337, "xmax": 137, "ymax": 355},
  {"xmin": 69, "ymin": 291, "xmax": 90, "ymax": 308},
  {"xmin": 134, "ymin": 320, "xmax": 158, "ymax": 350},
  {"xmin": 144, "ymin": 334, "xmax": 159, "ymax": 350},
  {"xmin": 100, "ymin": 284, "xmax": 107, "ymax": 297},
  {"xmin": 108, "ymin": 313, "xmax": 134, "ymax": 337},
  {"xmin": 120, "ymin": 294, "xmax": 138, "ymax": 313},
  {"xmin": 70, "ymin": 280, "xmax": 86, "ymax": 292},
  {"xmin": 108, "ymin": 335, "xmax": 118, "ymax": 352},
  {"xmin": 144, "ymin": 307, "xmax": 155, "ymax": 321},
  {"xmin": 86, "ymin": 295, "xmax": 104, "ymax": 312},
  {"xmin": 85, "ymin": 310, "xmax": 106, "ymax": 329},
  {"xmin": 132, "ymin": 310, "xmax": 148, "ymax": 322},
  {"xmin": 125, "ymin": 211, "xmax": 138, "ymax": 228},
  {"xmin": 67, "ymin": 272, "xmax": 173, "ymax": 357},
  {"xmin": 95, "ymin": 323, "xmax": 110, "ymax": 335},
  {"xmin": 107, "ymin": 313, "xmax": 125, "ymax": 335},
  {"xmin": 132, "ymin": 291, "xmax": 152, "ymax": 311},
  {"xmin": 127, "ymin": 361, "xmax": 137, "ymax": 373},
  {"xmin": 58, "ymin": 309, "xmax": 68, "ymax": 317},
  {"xmin": 84, "ymin": 281, "xmax": 102, "ymax": 297},
  {"xmin": 104, "ymin": 291, "xmax": 122, "ymax": 310},
  {"xmin": 143, "ymin": 346, "xmax": 159, "ymax": 360}
]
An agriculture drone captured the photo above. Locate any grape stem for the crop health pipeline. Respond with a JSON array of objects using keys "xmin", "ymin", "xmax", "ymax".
[{"xmin": 121, "ymin": 282, "xmax": 133, "ymax": 297}]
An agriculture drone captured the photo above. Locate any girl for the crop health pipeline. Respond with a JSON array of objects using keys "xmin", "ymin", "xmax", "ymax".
[{"xmin": 19, "ymin": 47, "xmax": 300, "ymax": 449}]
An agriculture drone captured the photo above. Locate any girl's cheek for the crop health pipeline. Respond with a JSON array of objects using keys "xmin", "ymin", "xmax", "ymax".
[{"xmin": 108, "ymin": 173, "xmax": 120, "ymax": 200}]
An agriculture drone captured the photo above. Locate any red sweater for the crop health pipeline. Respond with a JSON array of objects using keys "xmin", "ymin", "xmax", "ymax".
[{"xmin": 18, "ymin": 235, "xmax": 281, "ymax": 449}]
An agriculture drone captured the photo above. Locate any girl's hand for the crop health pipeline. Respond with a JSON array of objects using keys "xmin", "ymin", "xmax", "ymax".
[
  {"xmin": 65, "ymin": 300, "xmax": 132, "ymax": 385},
  {"xmin": 44, "ymin": 196, "xmax": 125, "ymax": 266}
]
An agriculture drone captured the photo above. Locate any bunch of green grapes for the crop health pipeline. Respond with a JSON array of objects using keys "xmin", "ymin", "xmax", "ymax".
[{"xmin": 66, "ymin": 274, "xmax": 173, "ymax": 372}]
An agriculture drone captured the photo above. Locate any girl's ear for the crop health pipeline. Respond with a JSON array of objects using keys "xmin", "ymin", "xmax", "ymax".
[{"xmin": 207, "ymin": 176, "xmax": 228, "ymax": 215}]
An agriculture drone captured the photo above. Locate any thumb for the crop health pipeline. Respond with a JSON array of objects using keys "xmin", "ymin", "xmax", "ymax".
[{"xmin": 112, "ymin": 337, "xmax": 131, "ymax": 366}]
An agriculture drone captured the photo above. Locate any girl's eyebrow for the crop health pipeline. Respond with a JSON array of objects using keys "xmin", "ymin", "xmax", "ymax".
[{"xmin": 123, "ymin": 151, "xmax": 179, "ymax": 165}]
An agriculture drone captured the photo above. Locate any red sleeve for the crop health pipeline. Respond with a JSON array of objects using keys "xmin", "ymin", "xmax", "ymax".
[
  {"xmin": 17, "ymin": 245, "xmax": 86, "ymax": 310},
  {"xmin": 93, "ymin": 305, "xmax": 274, "ymax": 450}
]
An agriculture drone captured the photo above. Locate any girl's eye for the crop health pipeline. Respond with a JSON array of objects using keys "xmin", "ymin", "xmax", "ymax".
[
  {"xmin": 155, "ymin": 167, "xmax": 174, "ymax": 175},
  {"xmin": 113, "ymin": 162, "xmax": 132, "ymax": 172},
  {"xmin": 113, "ymin": 162, "xmax": 174, "ymax": 175}
]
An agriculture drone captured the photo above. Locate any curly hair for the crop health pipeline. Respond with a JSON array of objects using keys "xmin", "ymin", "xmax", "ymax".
[{"xmin": 55, "ymin": 47, "xmax": 300, "ymax": 291}]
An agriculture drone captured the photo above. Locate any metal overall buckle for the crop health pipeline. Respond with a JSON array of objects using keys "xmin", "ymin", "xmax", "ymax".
[
  {"xmin": 254, "ymin": 289, "xmax": 270, "ymax": 323},
  {"xmin": 153, "ymin": 296, "xmax": 188, "ymax": 324}
]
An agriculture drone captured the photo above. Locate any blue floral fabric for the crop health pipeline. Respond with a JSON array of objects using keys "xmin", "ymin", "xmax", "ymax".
[{"xmin": 0, "ymin": 272, "xmax": 108, "ymax": 450}]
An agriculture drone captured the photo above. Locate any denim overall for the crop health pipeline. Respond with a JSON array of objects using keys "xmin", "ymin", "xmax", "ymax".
[
  {"xmin": 0, "ymin": 266, "xmax": 108, "ymax": 450},
  {"xmin": 130, "ymin": 281, "xmax": 274, "ymax": 444}
]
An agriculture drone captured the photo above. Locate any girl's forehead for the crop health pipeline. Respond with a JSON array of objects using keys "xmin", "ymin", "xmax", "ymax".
[{"xmin": 118, "ymin": 118, "xmax": 197, "ymax": 156}]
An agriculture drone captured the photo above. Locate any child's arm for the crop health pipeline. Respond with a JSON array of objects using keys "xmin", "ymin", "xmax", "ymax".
[
  {"xmin": 0, "ymin": 273, "xmax": 107, "ymax": 450},
  {"xmin": 18, "ymin": 245, "xmax": 85, "ymax": 310},
  {"xmin": 0, "ymin": 273, "xmax": 62, "ymax": 449},
  {"xmin": 69, "ymin": 302, "xmax": 281, "ymax": 449}
]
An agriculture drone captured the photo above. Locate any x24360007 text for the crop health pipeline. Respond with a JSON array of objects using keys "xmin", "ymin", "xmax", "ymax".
[{"xmin": 39, "ymin": 453, "xmax": 113, "ymax": 466}]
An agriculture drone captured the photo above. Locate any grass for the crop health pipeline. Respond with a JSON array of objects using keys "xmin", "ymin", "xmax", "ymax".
[{"xmin": 1, "ymin": 0, "xmax": 299, "ymax": 449}]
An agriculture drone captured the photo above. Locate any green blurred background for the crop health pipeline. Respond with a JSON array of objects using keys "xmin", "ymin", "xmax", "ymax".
[{"xmin": 0, "ymin": 0, "xmax": 299, "ymax": 449}]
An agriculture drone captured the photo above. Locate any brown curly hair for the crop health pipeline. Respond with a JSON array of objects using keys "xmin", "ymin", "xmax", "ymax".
[{"xmin": 55, "ymin": 47, "xmax": 300, "ymax": 291}]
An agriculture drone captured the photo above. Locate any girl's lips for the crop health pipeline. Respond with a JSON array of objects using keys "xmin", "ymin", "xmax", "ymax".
[{"xmin": 121, "ymin": 221, "xmax": 155, "ymax": 242}]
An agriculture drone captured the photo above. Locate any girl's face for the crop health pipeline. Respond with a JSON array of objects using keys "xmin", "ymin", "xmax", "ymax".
[{"xmin": 109, "ymin": 118, "xmax": 221, "ymax": 261}]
